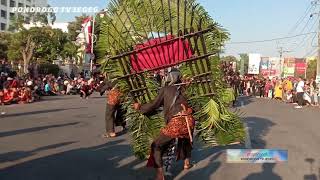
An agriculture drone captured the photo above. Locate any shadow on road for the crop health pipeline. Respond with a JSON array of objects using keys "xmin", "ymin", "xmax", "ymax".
[
  {"xmin": 243, "ymin": 163, "xmax": 282, "ymax": 180},
  {"xmin": 244, "ymin": 116, "xmax": 276, "ymax": 149},
  {"xmin": 40, "ymin": 96, "xmax": 79, "ymax": 101},
  {"xmin": 177, "ymin": 149, "xmax": 224, "ymax": 180},
  {"xmin": 0, "ymin": 122, "xmax": 80, "ymax": 138},
  {"xmin": 0, "ymin": 141, "xmax": 77, "ymax": 164},
  {"xmin": 233, "ymin": 96, "xmax": 255, "ymax": 108},
  {"xmin": 0, "ymin": 107, "xmax": 87, "ymax": 118},
  {"xmin": 304, "ymin": 158, "xmax": 318, "ymax": 180},
  {"xmin": 0, "ymin": 139, "xmax": 152, "ymax": 180},
  {"xmin": 0, "ymin": 115, "xmax": 277, "ymax": 180}
]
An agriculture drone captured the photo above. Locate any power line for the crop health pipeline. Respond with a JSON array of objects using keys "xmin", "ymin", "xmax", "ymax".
[
  {"xmin": 289, "ymin": 5, "xmax": 320, "ymax": 51},
  {"xmin": 298, "ymin": 16, "xmax": 312, "ymax": 35},
  {"xmin": 303, "ymin": 47, "xmax": 318, "ymax": 58},
  {"xmin": 227, "ymin": 32, "xmax": 316, "ymax": 45},
  {"xmin": 291, "ymin": 28, "xmax": 317, "ymax": 52},
  {"xmin": 288, "ymin": 4, "xmax": 314, "ymax": 35}
]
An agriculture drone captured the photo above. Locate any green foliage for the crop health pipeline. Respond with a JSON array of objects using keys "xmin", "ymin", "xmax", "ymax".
[
  {"xmin": 7, "ymin": 29, "xmax": 30, "ymax": 62},
  {"xmin": 221, "ymin": 55, "xmax": 237, "ymax": 63},
  {"xmin": 0, "ymin": 32, "xmax": 11, "ymax": 59},
  {"xmin": 38, "ymin": 63, "xmax": 60, "ymax": 76},
  {"xmin": 195, "ymin": 99, "xmax": 245, "ymax": 146},
  {"xmin": 67, "ymin": 14, "xmax": 89, "ymax": 41},
  {"xmin": 306, "ymin": 58, "xmax": 316, "ymax": 79},
  {"xmin": 8, "ymin": 5, "xmax": 56, "ymax": 32},
  {"xmin": 122, "ymin": 78, "xmax": 164, "ymax": 160},
  {"xmin": 220, "ymin": 88, "xmax": 235, "ymax": 105},
  {"xmin": 32, "ymin": 28, "xmax": 69, "ymax": 62},
  {"xmin": 31, "ymin": 5, "xmax": 57, "ymax": 25},
  {"xmin": 61, "ymin": 41, "xmax": 81, "ymax": 62},
  {"xmin": 240, "ymin": 53, "xmax": 249, "ymax": 75},
  {"xmin": 7, "ymin": 26, "xmax": 78, "ymax": 65},
  {"xmin": 125, "ymin": 103, "xmax": 165, "ymax": 159},
  {"xmin": 95, "ymin": 0, "xmax": 245, "ymax": 159},
  {"xmin": 96, "ymin": 0, "xmax": 229, "ymax": 59},
  {"xmin": 8, "ymin": 14, "xmax": 26, "ymax": 32}
]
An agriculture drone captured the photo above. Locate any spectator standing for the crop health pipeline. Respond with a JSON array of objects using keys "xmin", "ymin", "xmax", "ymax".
[{"xmin": 295, "ymin": 77, "xmax": 305, "ymax": 109}]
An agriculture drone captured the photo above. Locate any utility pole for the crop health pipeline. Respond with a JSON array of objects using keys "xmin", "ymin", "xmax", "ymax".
[
  {"xmin": 317, "ymin": 10, "xmax": 320, "ymax": 79},
  {"xmin": 311, "ymin": 0, "xmax": 320, "ymax": 81},
  {"xmin": 278, "ymin": 47, "xmax": 291, "ymax": 77},
  {"xmin": 90, "ymin": 15, "xmax": 95, "ymax": 75},
  {"xmin": 310, "ymin": 0, "xmax": 320, "ymax": 83}
]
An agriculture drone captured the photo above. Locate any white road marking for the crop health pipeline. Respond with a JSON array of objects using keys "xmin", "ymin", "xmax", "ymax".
[{"xmin": 244, "ymin": 122, "xmax": 252, "ymax": 149}]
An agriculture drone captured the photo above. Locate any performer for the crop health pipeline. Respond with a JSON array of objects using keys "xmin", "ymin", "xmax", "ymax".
[
  {"xmin": 133, "ymin": 68, "xmax": 194, "ymax": 180},
  {"xmin": 99, "ymin": 79, "xmax": 126, "ymax": 138}
]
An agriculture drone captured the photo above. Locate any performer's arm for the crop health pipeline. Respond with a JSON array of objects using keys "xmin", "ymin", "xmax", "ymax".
[{"xmin": 138, "ymin": 88, "xmax": 165, "ymax": 114}]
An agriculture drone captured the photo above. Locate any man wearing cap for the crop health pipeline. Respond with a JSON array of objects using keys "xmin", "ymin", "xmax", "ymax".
[{"xmin": 133, "ymin": 69, "xmax": 194, "ymax": 180}]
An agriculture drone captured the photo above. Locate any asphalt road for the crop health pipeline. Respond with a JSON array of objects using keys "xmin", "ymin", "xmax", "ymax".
[{"xmin": 0, "ymin": 94, "xmax": 319, "ymax": 180}]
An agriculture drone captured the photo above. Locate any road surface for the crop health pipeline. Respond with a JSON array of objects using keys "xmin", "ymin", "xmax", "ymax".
[{"xmin": 0, "ymin": 94, "xmax": 319, "ymax": 180}]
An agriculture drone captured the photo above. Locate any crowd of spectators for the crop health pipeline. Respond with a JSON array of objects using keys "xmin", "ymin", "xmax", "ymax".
[
  {"xmin": 0, "ymin": 72, "xmax": 104, "ymax": 106},
  {"xmin": 222, "ymin": 62, "xmax": 319, "ymax": 109},
  {"xmin": 235, "ymin": 76, "xmax": 318, "ymax": 109}
]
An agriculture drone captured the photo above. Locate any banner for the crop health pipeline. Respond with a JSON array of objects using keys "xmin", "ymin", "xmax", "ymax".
[
  {"xmin": 294, "ymin": 58, "xmax": 306, "ymax": 77},
  {"xmin": 283, "ymin": 58, "xmax": 295, "ymax": 77},
  {"xmin": 269, "ymin": 57, "xmax": 281, "ymax": 77},
  {"xmin": 227, "ymin": 149, "xmax": 288, "ymax": 163},
  {"xmin": 248, "ymin": 53, "xmax": 261, "ymax": 74},
  {"xmin": 260, "ymin": 57, "xmax": 270, "ymax": 77}
]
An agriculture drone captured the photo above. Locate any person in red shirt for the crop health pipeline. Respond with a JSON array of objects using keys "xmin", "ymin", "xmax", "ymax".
[
  {"xmin": 3, "ymin": 88, "xmax": 13, "ymax": 104},
  {"xmin": 80, "ymin": 81, "xmax": 91, "ymax": 99},
  {"xmin": 19, "ymin": 88, "xmax": 32, "ymax": 104},
  {"xmin": 0, "ymin": 90, "xmax": 4, "ymax": 104}
]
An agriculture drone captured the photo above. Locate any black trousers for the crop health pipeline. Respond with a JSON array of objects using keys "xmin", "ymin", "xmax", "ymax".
[
  {"xmin": 80, "ymin": 90, "xmax": 91, "ymax": 98},
  {"xmin": 105, "ymin": 103, "xmax": 116, "ymax": 133},
  {"xmin": 148, "ymin": 134, "xmax": 192, "ymax": 168},
  {"xmin": 297, "ymin": 92, "xmax": 304, "ymax": 106}
]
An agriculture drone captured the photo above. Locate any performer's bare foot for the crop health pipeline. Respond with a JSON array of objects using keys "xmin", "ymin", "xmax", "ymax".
[
  {"xmin": 101, "ymin": 132, "xmax": 116, "ymax": 138},
  {"xmin": 184, "ymin": 159, "xmax": 193, "ymax": 170},
  {"xmin": 155, "ymin": 168, "xmax": 164, "ymax": 180}
]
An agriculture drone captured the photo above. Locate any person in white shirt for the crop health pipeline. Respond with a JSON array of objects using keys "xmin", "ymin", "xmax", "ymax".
[{"xmin": 295, "ymin": 77, "xmax": 305, "ymax": 109}]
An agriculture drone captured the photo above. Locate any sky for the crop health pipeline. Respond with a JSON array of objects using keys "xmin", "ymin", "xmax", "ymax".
[{"xmin": 49, "ymin": 0, "xmax": 316, "ymax": 58}]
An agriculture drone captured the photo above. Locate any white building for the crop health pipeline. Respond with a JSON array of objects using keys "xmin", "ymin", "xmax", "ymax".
[{"xmin": 0, "ymin": 0, "xmax": 47, "ymax": 31}]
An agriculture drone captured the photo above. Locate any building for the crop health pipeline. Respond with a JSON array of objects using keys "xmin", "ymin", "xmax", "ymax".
[{"xmin": 0, "ymin": 0, "xmax": 48, "ymax": 31}]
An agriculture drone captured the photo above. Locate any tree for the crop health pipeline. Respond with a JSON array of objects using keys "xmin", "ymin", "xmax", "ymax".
[
  {"xmin": 8, "ymin": 5, "xmax": 56, "ymax": 32},
  {"xmin": 7, "ymin": 27, "xmax": 72, "ymax": 74},
  {"xmin": 31, "ymin": 5, "xmax": 56, "ymax": 25},
  {"xmin": 8, "ymin": 14, "xmax": 25, "ymax": 32},
  {"xmin": 33, "ymin": 28, "xmax": 69, "ymax": 62},
  {"xmin": 221, "ymin": 55, "xmax": 237, "ymax": 62},
  {"xmin": 62, "ymin": 41, "xmax": 81, "ymax": 63},
  {"xmin": 67, "ymin": 14, "xmax": 89, "ymax": 41},
  {"xmin": 239, "ymin": 53, "xmax": 249, "ymax": 75},
  {"xmin": 306, "ymin": 58, "xmax": 317, "ymax": 79},
  {"xmin": 8, "ymin": 29, "xmax": 35, "ymax": 73},
  {"xmin": 0, "ymin": 32, "xmax": 11, "ymax": 59}
]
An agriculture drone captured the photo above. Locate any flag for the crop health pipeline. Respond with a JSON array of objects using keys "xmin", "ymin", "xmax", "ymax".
[{"xmin": 82, "ymin": 17, "xmax": 92, "ymax": 53}]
